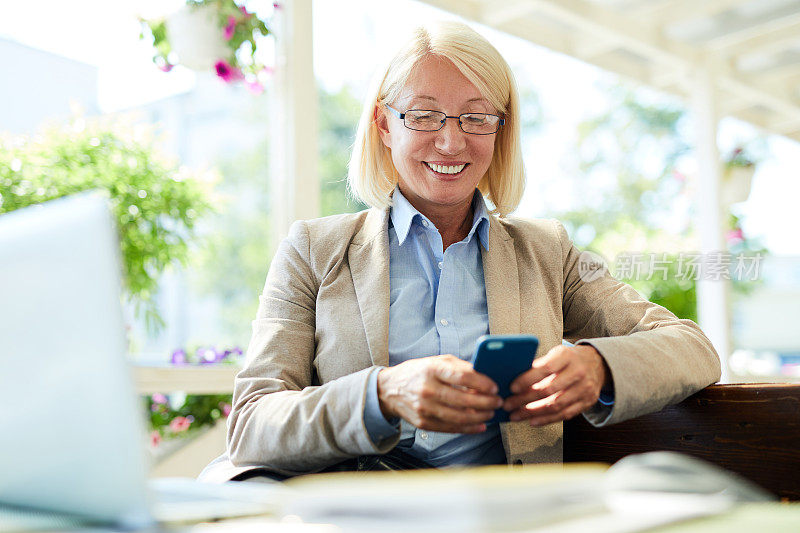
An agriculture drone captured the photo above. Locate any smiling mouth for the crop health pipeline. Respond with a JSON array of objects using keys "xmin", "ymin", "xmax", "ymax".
[{"xmin": 424, "ymin": 162, "xmax": 468, "ymax": 176}]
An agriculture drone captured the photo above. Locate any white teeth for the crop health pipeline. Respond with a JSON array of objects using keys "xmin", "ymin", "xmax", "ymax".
[{"xmin": 425, "ymin": 162, "xmax": 466, "ymax": 174}]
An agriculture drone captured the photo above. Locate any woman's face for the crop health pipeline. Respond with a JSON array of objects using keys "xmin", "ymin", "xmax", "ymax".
[{"xmin": 376, "ymin": 55, "xmax": 498, "ymax": 216}]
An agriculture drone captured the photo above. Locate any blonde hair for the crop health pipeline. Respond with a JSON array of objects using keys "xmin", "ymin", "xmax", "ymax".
[{"xmin": 347, "ymin": 21, "xmax": 525, "ymax": 216}]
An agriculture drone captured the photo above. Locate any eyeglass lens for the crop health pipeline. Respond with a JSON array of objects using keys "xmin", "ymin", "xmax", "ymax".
[{"xmin": 404, "ymin": 110, "xmax": 500, "ymax": 134}]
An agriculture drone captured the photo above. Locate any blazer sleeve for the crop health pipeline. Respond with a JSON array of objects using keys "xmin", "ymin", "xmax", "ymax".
[
  {"xmin": 555, "ymin": 220, "xmax": 722, "ymax": 426},
  {"xmin": 226, "ymin": 220, "xmax": 396, "ymax": 474}
]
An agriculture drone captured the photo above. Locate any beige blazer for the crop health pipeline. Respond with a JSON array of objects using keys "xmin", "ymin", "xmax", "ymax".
[{"xmin": 199, "ymin": 207, "xmax": 721, "ymax": 482}]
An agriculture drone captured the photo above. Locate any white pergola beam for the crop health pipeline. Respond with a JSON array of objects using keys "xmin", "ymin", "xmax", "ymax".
[
  {"xmin": 716, "ymin": 18, "xmax": 800, "ymax": 58},
  {"xmin": 522, "ymin": 0, "xmax": 698, "ymax": 68},
  {"xmin": 573, "ymin": 36, "xmax": 620, "ymax": 61},
  {"xmin": 482, "ymin": 0, "xmax": 537, "ymax": 27},
  {"xmin": 770, "ymin": 116, "xmax": 800, "ymax": 136},
  {"xmin": 705, "ymin": 9, "xmax": 800, "ymax": 50},
  {"xmin": 478, "ymin": 14, "xmax": 579, "ymax": 61},
  {"xmin": 636, "ymin": 0, "xmax": 747, "ymax": 26}
]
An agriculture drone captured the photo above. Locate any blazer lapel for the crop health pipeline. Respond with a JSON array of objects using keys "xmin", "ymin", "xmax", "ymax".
[
  {"xmin": 482, "ymin": 216, "xmax": 521, "ymax": 335},
  {"xmin": 348, "ymin": 208, "xmax": 391, "ymax": 367}
]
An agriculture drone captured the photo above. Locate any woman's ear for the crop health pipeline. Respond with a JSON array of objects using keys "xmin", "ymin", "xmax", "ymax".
[{"xmin": 374, "ymin": 105, "xmax": 391, "ymax": 148}]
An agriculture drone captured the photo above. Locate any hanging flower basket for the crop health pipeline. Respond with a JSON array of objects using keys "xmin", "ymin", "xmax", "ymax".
[
  {"xmin": 166, "ymin": 4, "xmax": 230, "ymax": 71},
  {"xmin": 720, "ymin": 147, "xmax": 756, "ymax": 206},
  {"xmin": 721, "ymin": 164, "xmax": 755, "ymax": 206},
  {"xmin": 140, "ymin": 1, "xmax": 272, "ymax": 93}
]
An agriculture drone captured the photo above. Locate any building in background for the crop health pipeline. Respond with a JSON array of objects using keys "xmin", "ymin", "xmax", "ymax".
[{"xmin": 0, "ymin": 37, "xmax": 99, "ymax": 134}]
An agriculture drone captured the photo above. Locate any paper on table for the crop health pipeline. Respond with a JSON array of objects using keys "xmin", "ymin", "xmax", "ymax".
[{"xmin": 281, "ymin": 464, "xmax": 609, "ymax": 533}]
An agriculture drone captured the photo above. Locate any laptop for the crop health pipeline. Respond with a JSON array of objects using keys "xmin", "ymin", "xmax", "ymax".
[{"xmin": 0, "ymin": 192, "xmax": 283, "ymax": 529}]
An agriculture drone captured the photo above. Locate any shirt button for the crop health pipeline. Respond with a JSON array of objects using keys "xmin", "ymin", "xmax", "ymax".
[
  {"xmin": 421, "ymin": 219, "xmax": 429, "ymax": 227},
  {"xmin": 437, "ymin": 261, "xmax": 443, "ymax": 269},
  {"xmin": 420, "ymin": 431, "xmax": 428, "ymax": 440},
  {"xmin": 440, "ymin": 318, "xmax": 448, "ymax": 326}
]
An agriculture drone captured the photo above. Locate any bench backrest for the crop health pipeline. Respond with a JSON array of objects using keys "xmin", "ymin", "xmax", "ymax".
[{"xmin": 563, "ymin": 384, "xmax": 800, "ymax": 500}]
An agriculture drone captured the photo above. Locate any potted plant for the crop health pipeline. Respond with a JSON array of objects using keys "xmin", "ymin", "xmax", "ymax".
[
  {"xmin": 140, "ymin": 0, "xmax": 272, "ymax": 93},
  {"xmin": 721, "ymin": 146, "xmax": 756, "ymax": 206}
]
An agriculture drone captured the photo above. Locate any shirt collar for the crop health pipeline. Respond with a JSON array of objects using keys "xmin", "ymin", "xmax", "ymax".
[{"xmin": 390, "ymin": 187, "xmax": 491, "ymax": 250}]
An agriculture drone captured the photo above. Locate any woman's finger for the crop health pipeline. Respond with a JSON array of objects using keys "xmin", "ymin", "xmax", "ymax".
[
  {"xmin": 509, "ymin": 346, "xmax": 571, "ymax": 393},
  {"xmin": 432, "ymin": 355, "xmax": 498, "ymax": 395},
  {"xmin": 509, "ymin": 381, "xmax": 592, "ymax": 422},
  {"xmin": 435, "ymin": 382, "xmax": 503, "ymax": 411}
]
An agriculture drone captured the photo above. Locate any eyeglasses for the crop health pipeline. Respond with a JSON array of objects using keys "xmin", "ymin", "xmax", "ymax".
[{"xmin": 385, "ymin": 105, "xmax": 505, "ymax": 135}]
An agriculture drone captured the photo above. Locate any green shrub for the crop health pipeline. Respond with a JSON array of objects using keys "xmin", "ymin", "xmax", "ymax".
[{"xmin": 0, "ymin": 115, "xmax": 213, "ymax": 330}]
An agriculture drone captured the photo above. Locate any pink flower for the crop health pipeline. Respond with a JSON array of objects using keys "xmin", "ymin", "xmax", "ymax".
[
  {"xmin": 224, "ymin": 16, "xmax": 236, "ymax": 41},
  {"xmin": 158, "ymin": 63, "xmax": 173, "ymax": 72},
  {"xmin": 214, "ymin": 60, "xmax": 243, "ymax": 83},
  {"xmin": 245, "ymin": 79, "xmax": 264, "ymax": 94},
  {"xmin": 240, "ymin": 6, "xmax": 251, "ymax": 17},
  {"xmin": 726, "ymin": 228, "xmax": 744, "ymax": 244},
  {"xmin": 152, "ymin": 392, "xmax": 167, "ymax": 404},
  {"xmin": 221, "ymin": 403, "xmax": 232, "ymax": 417},
  {"xmin": 273, "ymin": 2, "xmax": 282, "ymax": 9},
  {"xmin": 169, "ymin": 416, "xmax": 192, "ymax": 433},
  {"xmin": 150, "ymin": 431, "xmax": 161, "ymax": 447}
]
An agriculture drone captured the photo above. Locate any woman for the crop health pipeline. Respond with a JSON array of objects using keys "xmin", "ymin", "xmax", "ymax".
[{"xmin": 200, "ymin": 21, "xmax": 720, "ymax": 482}]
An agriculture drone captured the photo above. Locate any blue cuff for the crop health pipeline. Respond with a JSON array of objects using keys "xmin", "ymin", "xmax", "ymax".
[
  {"xmin": 598, "ymin": 390, "xmax": 615, "ymax": 406},
  {"xmin": 364, "ymin": 367, "xmax": 400, "ymax": 444}
]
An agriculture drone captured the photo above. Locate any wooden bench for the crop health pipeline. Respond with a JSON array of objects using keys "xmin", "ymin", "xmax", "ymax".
[{"xmin": 564, "ymin": 384, "xmax": 800, "ymax": 501}]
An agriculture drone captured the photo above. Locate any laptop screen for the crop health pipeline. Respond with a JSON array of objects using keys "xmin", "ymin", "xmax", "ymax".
[{"xmin": 0, "ymin": 192, "xmax": 153, "ymax": 528}]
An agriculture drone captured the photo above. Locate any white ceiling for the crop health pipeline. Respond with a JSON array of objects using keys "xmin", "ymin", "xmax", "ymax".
[{"xmin": 419, "ymin": 0, "xmax": 800, "ymax": 142}]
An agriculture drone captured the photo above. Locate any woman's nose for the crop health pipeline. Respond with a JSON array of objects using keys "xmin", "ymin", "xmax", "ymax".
[{"xmin": 434, "ymin": 117, "xmax": 467, "ymax": 154}]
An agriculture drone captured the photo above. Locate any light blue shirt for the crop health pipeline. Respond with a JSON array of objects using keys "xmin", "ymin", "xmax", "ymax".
[{"xmin": 363, "ymin": 188, "xmax": 507, "ymax": 466}]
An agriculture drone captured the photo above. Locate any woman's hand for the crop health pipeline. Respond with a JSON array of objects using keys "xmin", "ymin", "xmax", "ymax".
[
  {"xmin": 503, "ymin": 344, "xmax": 611, "ymax": 426},
  {"xmin": 377, "ymin": 354, "xmax": 503, "ymax": 434}
]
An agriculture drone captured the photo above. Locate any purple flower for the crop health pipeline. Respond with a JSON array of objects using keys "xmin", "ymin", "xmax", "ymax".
[
  {"xmin": 223, "ymin": 15, "xmax": 236, "ymax": 41},
  {"xmin": 220, "ymin": 403, "xmax": 232, "ymax": 417},
  {"xmin": 214, "ymin": 60, "xmax": 243, "ymax": 83},
  {"xmin": 152, "ymin": 393, "xmax": 167, "ymax": 404},
  {"xmin": 232, "ymin": 347, "xmax": 243, "ymax": 357},
  {"xmin": 171, "ymin": 349, "xmax": 187, "ymax": 365},
  {"xmin": 197, "ymin": 346, "xmax": 217, "ymax": 364}
]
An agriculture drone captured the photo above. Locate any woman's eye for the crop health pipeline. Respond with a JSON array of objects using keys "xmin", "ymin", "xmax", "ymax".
[
  {"xmin": 464, "ymin": 114, "xmax": 488, "ymax": 124},
  {"xmin": 409, "ymin": 113, "xmax": 438, "ymax": 123}
]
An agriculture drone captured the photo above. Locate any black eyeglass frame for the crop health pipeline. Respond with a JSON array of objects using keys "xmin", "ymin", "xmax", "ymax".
[{"xmin": 385, "ymin": 105, "xmax": 505, "ymax": 135}]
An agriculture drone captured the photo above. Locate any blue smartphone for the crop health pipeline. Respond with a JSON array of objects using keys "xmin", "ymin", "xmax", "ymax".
[{"xmin": 470, "ymin": 334, "xmax": 539, "ymax": 424}]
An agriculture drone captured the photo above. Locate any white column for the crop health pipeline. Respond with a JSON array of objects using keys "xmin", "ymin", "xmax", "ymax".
[
  {"xmin": 270, "ymin": 0, "xmax": 319, "ymax": 243},
  {"xmin": 691, "ymin": 63, "xmax": 731, "ymax": 382}
]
